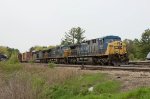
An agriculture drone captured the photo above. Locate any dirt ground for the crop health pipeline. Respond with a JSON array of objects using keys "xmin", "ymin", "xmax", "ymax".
[
  {"xmin": 94, "ymin": 70, "xmax": 150, "ymax": 92},
  {"xmin": 57, "ymin": 67, "xmax": 150, "ymax": 92}
]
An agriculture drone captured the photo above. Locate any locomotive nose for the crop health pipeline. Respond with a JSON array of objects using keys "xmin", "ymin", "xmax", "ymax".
[{"xmin": 114, "ymin": 41, "xmax": 127, "ymax": 55}]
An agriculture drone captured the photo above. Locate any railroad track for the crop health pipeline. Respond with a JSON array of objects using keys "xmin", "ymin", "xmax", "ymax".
[
  {"xmin": 56, "ymin": 64, "xmax": 150, "ymax": 72},
  {"xmin": 23, "ymin": 61, "xmax": 150, "ymax": 72},
  {"xmin": 82, "ymin": 66, "xmax": 150, "ymax": 72},
  {"xmin": 129, "ymin": 61, "xmax": 150, "ymax": 65}
]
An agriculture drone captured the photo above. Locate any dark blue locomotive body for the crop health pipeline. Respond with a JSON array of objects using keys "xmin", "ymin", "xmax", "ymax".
[{"xmin": 76, "ymin": 35, "xmax": 121, "ymax": 56}]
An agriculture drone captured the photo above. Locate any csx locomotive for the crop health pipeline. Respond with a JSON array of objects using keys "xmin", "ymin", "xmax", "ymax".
[{"xmin": 20, "ymin": 35, "xmax": 129, "ymax": 66}]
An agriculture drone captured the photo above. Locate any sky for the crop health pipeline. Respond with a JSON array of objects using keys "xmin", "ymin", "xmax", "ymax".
[{"xmin": 0, "ymin": 0, "xmax": 150, "ymax": 52}]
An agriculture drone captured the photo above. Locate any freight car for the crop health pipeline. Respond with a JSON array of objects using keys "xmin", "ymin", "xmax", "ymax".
[
  {"xmin": 21, "ymin": 35, "xmax": 129, "ymax": 66},
  {"xmin": 21, "ymin": 52, "xmax": 33, "ymax": 62}
]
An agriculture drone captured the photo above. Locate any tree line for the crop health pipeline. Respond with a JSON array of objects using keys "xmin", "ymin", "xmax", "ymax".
[{"xmin": 124, "ymin": 29, "xmax": 150, "ymax": 60}]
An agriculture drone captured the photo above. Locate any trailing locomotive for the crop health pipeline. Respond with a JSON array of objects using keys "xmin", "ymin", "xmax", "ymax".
[{"xmin": 21, "ymin": 35, "xmax": 129, "ymax": 66}]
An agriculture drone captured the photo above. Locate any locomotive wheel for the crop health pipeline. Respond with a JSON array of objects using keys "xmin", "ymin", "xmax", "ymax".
[
  {"xmin": 98, "ymin": 59, "xmax": 104, "ymax": 65},
  {"xmin": 121, "ymin": 60, "xmax": 129, "ymax": 65},
  {"xmin": 72, "ymin": 58, "xmax": 77, "ymax": 64},
  {"xmin": 112, "ymin": 61, "xmax": 121, "ymax": 66},
  {"xmin": 92, "ymin": 58, "xmax": 98, "ymax": 65}
]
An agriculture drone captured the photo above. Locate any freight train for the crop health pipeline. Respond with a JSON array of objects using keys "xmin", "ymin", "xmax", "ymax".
[{"xmin": 20, "ymin": 35, "xmax": 129, "ymax": 66}]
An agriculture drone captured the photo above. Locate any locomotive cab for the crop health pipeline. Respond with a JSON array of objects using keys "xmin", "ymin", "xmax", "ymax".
[
  {"xmin": 106, "ymin": 40, "xmax": 129, "ymax": 66},
  {"xmin": 97, "ymin": 36, "xmax": 129, "ymax": 66}
]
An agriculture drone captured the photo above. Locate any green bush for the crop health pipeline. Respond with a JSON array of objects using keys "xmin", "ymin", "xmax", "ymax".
[
  {"xmin": 0, "ymin": 52, "xmax": 22, "ymax": 73},
  {"xmin": 129, "ymin": 54, "xmax": 135, "ymax": 61},
  {"xmin": 48, "ymin": 62, "xmax": 56, "ymax": 68},
  {"xmin": 0, "ymin": 62, "xmax": 22, "ymax": 73},
  {"xmin": 29, "ymin": 59, "xmax": 34, "ymax": 65},
  {"xmin": 7, "ymin": 52, "xmax": 19, "ymax": 64},
  {"xmin": 32, "ymin": 76, "xmax": 46, "ymax": 98}
]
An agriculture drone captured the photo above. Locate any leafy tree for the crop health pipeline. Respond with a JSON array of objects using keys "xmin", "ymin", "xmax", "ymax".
[
  {"xmin": 123, "ymin": 39, "xmax": 134, "ymax": 54},
  {"xmin": 123, "ymin": 39, "xmax": 136, "ymax": 60},
  {"xmin": 61, "ymin": 38, "xmax": 72, "ymax": 46},
  {"xmin": 65, "ymin": 28, "xmax": 76, "ymax": 44},
  {"xmin": 61, "ymin": 31, "xmax": 74, "ymax": 46},
  {"xmin": 0, "ymin": 46, "xmax": 19, "ymax": 58},
  {"xmin": 29, "ymin": 45, "xmax": 55, "ymax": 52},
  {"xmin": 61, "ymin": 27, "xmax": 86, "ymax": 45},
  {"xmin": 138, "ymin": 29, "xmax": 150, "ymax": 59},
  {"xmin": 47, "ymin": 46, "xmax": 55, "ymax": 49},
  {"xmin": 0, "ymin": 46, "xmax": 8, "ymax": 55},
  {"xmin": 29, "ymin": 46, "xmax": 47, "ymax": 52},
  {"xmin": 75, "ymin": 27, "xmax": 85, "ymax": 44},
  {"xmin": 133, "ymin": 39, "xmax": 141, "ymax": 59},
  {"xmin": 124, "ymin": 29, "xmax": 150, "ymax": 60}
]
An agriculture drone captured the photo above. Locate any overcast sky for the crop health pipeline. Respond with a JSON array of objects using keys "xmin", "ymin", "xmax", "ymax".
[{"xmin": 0, "ymin": 0, "xmax": 150, "ymax": 52}]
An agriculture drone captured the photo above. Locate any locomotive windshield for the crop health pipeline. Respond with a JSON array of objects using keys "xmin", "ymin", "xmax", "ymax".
[
  {"xmin": 101, "ymin": 37, "xmax": 121, "ymax": 50},
  {"xmin": 105, "ymin": 38, "xmax": 121, "ymax": 43}
]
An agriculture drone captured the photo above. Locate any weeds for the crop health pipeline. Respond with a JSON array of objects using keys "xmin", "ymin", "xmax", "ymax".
[
  {"xmin": 0, "ymin": 52, "xmax": 22, "ymax": 73},
  {"xmin": 0, "ymin": 62, "xmax": 22, "ymax": 73},
  {"xmin": 7, "ymin": 52, "xmax": 19, "ymax": 64},
  {"xmin": 44, "ymin": 73, "xmax": 120, "ymax": 99},
  {"xmin": 94, "ymin": 80, "xmax": 120, "ymax": 94},
  {"xmin": 29, "ymin": 60, "xmax": 34, "ymax": 65},
  {"xmin": 0, "ymin": 63, "xmax": 150, "ymax": 99},
  {"xmin": 48, "ymin": 62, "xmax": 56, "ymax": 68},
  {"xmin": 0, "ymin": 72, "xmax": 35, "ymax": 99}
]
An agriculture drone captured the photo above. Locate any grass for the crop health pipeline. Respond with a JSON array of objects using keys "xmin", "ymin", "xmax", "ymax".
[
  {"xmin": 0, "ymin": 63, "xmax": 82, "ymax": 99},
  {"xmin": 48, "ymin": 62, "xmax": 56, "ymax": 68},
  {"xmin": 0, "ymin": 62, "xmax": 22, "ymax": 73},
  {"xmin": 118, "ymin": 88, "xmax": 150, "ymax": 99},
  {"xmin": 7, "ymin": 52, "xmax": 20, "ymax": 64},
  {"xmin": 41, "ymin": 73, "xmax": 120, "ymax": 99},
  {"xmin": 69, "ymin": 88, "xmax": 150, "ymax": 99},
  {"xmin": 0, "ymin": 71, "xmax": 36, "ymax": 99},
  {"xmin": 0, "ymin": 52, "xmax": 22, "ymax": 73},
  {"xmin": 0, "ymin": 62, "xmax": 150, "ymax": 99}
]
